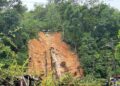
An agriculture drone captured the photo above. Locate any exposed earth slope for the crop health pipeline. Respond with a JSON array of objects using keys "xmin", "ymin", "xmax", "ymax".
[{"xmin": 28, "ymin": 32, "xmax": 83, "ymax": 78}]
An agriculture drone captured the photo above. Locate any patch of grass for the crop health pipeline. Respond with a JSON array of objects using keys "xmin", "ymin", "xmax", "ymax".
[{"xmin": 40, "ymin": 73, "xmax": 106, "ymax": 86}]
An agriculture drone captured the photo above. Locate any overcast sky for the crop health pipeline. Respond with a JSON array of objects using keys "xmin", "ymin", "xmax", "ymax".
[
  {"xmin": 21, "ymin": 0, "xmax": 48, "ymax": 10},
  {"xmin": 21, "ymin": 0, "xmax": 120, "ymax": 11}
]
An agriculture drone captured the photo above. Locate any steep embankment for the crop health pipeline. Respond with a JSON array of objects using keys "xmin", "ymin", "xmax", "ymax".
[{"xmin": 28, "ymin": 32, "xmax": 83, "ymax": 78}]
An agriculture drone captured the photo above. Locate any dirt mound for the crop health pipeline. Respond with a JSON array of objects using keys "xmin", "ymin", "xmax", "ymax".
[{"xmin": 28, "ymin": 32, "xmax": 83, "ymax": 78}]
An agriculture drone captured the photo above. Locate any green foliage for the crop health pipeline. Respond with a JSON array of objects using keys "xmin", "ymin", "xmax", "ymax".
[
  {"xmin": 0, "ymin": 1, "xmax": 27, "ymax": 84},
  {"xmin": 59, "ymin": 73, "xmax": 73, "ymax": 85},
  {"xmin": 41, "ymin": 72, "xmax": 56, "ymax": 86},
  {"xmin": 0, "ymin": 0, "xmax": 120, "ymax": 85},
  {"xmin": 40, "ymin": 73, "xmax": 105, "ymax": 86}
]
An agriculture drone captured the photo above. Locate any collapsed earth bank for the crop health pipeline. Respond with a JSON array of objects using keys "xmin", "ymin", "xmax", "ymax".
[{"xmin": 28, "ymin": 32, "xmax": 83, "ymax": 78}]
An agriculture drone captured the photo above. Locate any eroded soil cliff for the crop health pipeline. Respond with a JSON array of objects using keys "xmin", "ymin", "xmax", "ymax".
[{"xmin": 28, "ymin": 32, "xmax": 83, "ymax": 78}]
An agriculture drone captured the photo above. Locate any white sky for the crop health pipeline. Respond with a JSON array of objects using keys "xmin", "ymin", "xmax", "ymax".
[
  {"xmin": 21, "ymin": 0, "xmax": 48, "ymax": 10},
  {"xmin": 21, "ymin": 0, "xmax": 120, "ymax": 11},
  {"xmin": 107, "ymin": 0, "xmax": 120, "ymax": 10}
]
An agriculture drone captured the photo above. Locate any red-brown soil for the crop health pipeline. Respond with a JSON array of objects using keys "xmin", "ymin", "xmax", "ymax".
[{"xmin": 28, "ymin": 32, "xmax": 83, "ymax": 78}]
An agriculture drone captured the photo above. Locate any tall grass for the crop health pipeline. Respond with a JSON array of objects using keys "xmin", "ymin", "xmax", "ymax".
[{"xmin": 40, "ymin": 73, "xmax": 105, "ymax": 86}]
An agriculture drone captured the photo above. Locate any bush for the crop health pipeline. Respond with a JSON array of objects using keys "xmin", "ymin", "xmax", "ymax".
[{"xmin": 40, "ymin": 73, "xmax": 105, "ymax": 86}]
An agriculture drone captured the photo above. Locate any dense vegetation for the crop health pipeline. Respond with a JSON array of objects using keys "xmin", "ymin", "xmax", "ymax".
[{"xmin": 0, "ymin": 0, "xmax": 120, "ymax": 85}]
